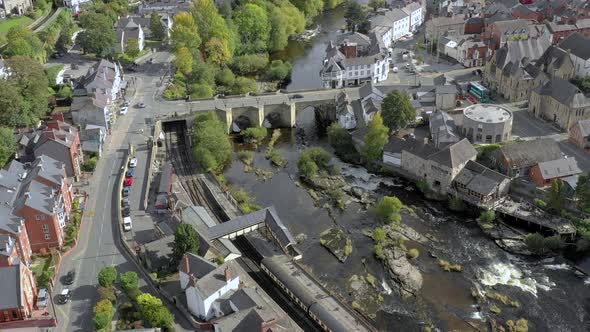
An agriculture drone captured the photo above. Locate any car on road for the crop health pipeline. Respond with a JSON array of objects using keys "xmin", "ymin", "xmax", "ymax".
[
  {"xmin": 129, "ymin": 158, "xmax": 138, "ymax": 168},
  {"xmin": 124, "ymin": 177, "xmax": 133, "ymax": 187},
  {"xmin": 119, "ymin": 107, "xmax": 128, "ymax": 115},
  {"xmin": 57, "ymin": 289, "xmax": 71, "ymax": 304},
  {"xmin": 126, "ymin": 169, "xmax": 135, "ymax": 178},
  {"xmin": 289, "ymin": 94, "xmax": 304, "ymax": 99},
  {"xmin": 37, "ymin": 288, "xmax": 48, "ymax": 308},
  {"xmin": 121, "ymin": 197, "xmax": 130, "ymax": 206},
  {"xmin": 122, "ymin": 187, "xmax": 131, "ymax": 197},
  {"xmin": 63, "ymin": 271, "xmax": 75, "ymax": 285},
  {"xmin": 392, "ymin": 66, "xmax": 399, "ymax": 73},
  {"xmin": 137, "ymin": 102, "xmax": 146, "ymax": 108},
  {"xmin": 123, "ymin": 217, "xmax": 133, "ymax": 231}
]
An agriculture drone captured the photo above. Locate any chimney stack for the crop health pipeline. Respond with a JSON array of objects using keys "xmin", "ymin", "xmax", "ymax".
[
  {"xmin": 224, "ymin": 266, "xmax": 231, "ymax": 281},
  {"xmin": 182, "ymin": 254, "xmax": 190, "ymax": 273}
]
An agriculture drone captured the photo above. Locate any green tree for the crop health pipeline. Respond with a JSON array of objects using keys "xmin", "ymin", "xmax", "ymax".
[
  {"xmin": 126, "ymin": 38, "xmax": 140, "ymax": 57},
  {"xmin": 297, "ymin": 147, "xmax": 331, "ymax": 178},
  {"xmin": 173, "ymin": 224, "xmax": 200, "ymax": 261},
  {"xmin": 0, "ymin": 82, "xmax": 22, "ymax": 127},
  {"xmin": 93, "ymin": 312, "xmax": 112, "ymax": 330},
  {"xmin": 327, "ymin": 123, "xmax": 360, "ymax": 163},
  {"xmin": 0, "ymin": 127, "xmax": 16, "ymax": 167},
  {"xmin": 361, "ymin": 114, "xmax": 389, "ymax": 164},
  {"xmin": 479, "ymin": 210, "xmax": 496, "ymax": 224},
  {"xmin": 524, "ymin": 233, "xmax": 549, "ymax": 255},
  {"xmin": 372, "ymin": 227, "xmax": 386, "ymax": 242},
  {"xmin": 448, "ymin": 197, "xmax": 465, "ymax": 212},
  {"xmin": 171, "ymin": 12, "xmax": 201, "ymax": 53},
  {"xmin": 369, "ymin": 0, "xmax": 385, "ymax": 11},
  {"xmin": 242, "ymin": 126, "xmax": 268, "ymax": 146},
  {"xmin": 189, "ymin": 83, "xmax": 214, "ymax": 99},
  {"xmin": 381, "ymin": 90, "xmax": 416, "ymax": 131},
  {"xmin": 345, "ymin": 1, "xmax": 365, "ymax": 32},
  {"xmin": 204, "ymin": 37, "xmax": 232, "ymax": 67},
  {"xmin": 266, "ymin": 60, "xmax": 292, "ymax": 81},
  {"xmin": 231, "ymin": 76, "xmax": 258, "ymax": 94},
  {"xmin": 94, "ymin": 298, "xmax": 115, "ymax": 316},
  {"xmin": 78, "ymin": 12, "xmax": 116, "ymax": 55},
  {"xmin": 174, "ymin": 46, "xmax": 193, "ymax": 75},
  {"xmin": 5, "ymin": 26, "xmax": 45, "ymax": 61},
  {"xmin": 137, "ymin": 293, "xmax": 174, "ymax": 328},
  {"xmin": 376, "ymin": 196, "xmax": 403, "ymax": 224},
  {"xmin": 98, "ymin": 266, "xmax": 117, "ymax": 287},
  {"xmin": 190, "ymin": 0, "xmax": 235, "ymax": 57},
  {"xmin": 215, "ymin": 67, "xmax": 235, "ymax": 86},
  {"xmin": 150, "ymin": 12, "xmax": 166, "ymax": 40},
  {"xmin": 234, "ymin": 3, "xmax": 270, "ymax": 53},
  {"xmin": 6, "ymin": 56, "xmax": 49, "ymax": 127},
  {"xmin": 292, "ymin": 0, "xmax": 324, "ymax": 18},
  {"xmin": 576, "ymin": 174, "xmax": 590, "ymax": 213},
  {"xmin": 230, "ymin": 54, "xmax": 269, "ymax": 75},
  {"xmin": 119, "ymin": 271, "xmax": 139, "ymax": 293},
  {"xmin": 193, "ymin": 111, "xmax": 233, "ymax": 172},
  {"xmin": 548, "ymin": 179, "xmax": 566, "ymax": 213}
]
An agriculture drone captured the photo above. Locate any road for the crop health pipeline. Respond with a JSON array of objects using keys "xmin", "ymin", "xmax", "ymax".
[{"xmin": 53, "ymin": 50, "xmax": 193, "ymax": 332}]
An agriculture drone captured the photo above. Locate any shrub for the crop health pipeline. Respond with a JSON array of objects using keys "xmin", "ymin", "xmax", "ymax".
[
  {"xmin": 97, "ymin": 286, "xmax": 117, "ymax": 303},
  {"xmin": 448, "ymin": 197, "xmax": 465, "ymax": 212},
  {"xmin": 238, "ymin": 150, "xmax": 254, "ymax": 166},
  {"xmin": 189, "ymin": 83, "xmax": 214, "ymax": 99},
  {"xmin": 215, "ymin": 67, "xmax": 235, "ymax": 86},
  {"xmin": 163, "ymin": 83, "xmax": 186, "ymax": 100},
  {"xmin": 230, "ymin": 54, "xmax": 269, "ymax": 75},
  {"xmin": 407, "ymin": 248, "xmax": 420, "ymax": 259},
  {"xmin": 372, "ymin": 227, "xmax": 387, "ymax": 242},
  {"xmin": 373, "ymin": 243, "xmax": 385, "ymax": 260},
  {"xmin": 93, "ymin": 312, "xmax": 112, "ymax": 330},
  {"xmin": 98, "ymin": 266, "xmax": 117, "ymax": 287},
  {"xmin": 267, "ymin": 150, "xmax": 287, "ymax": 167},
  {"xmin": 507, "ymin": 318, "xmax": 529, "ymax": 332},
  {"xmin": 297, "ymin": 147, "xmax": 332, "ymax": 178},
  {"xmin": 242, "ymin": 126, "xmax": 268, "ymax": 146},
  {"xmin": 376, "ymin": 196, "xmax": 403, "ymax": 225},
  {"xmin": 233, "ymin": 188, "xmax": 262, "ymax": 213},
  {"xmin": 231, "ymin": 76, "xmax": 258, "ymax": 95},
  {"xmin": 82, "ymin": 157, "xmax": 98, "ymax": 172},
  {"xmin": 534, "ymin": 198, "xmax": 547, "ymax": 209},
  {"xmin": 120, "ymin": 271, "xmax": 139, "ymax": 293},
  {"xmin": 265, "ymin": 60, "xmax": 292, "ymax": 81},
  {"xmin": 126, "ymin": 287, "xmax": 142, "ymax": 301},
  {"xmin": 327, "ymin": 123, "xmax": 360, "ymax": 163},
  {"xmin": 479, "ymin": 210, "xmax": 496, "ymax": 224},
  {"xmin": 416, "ymin": 178, "xmax": 429, "ymax": 194}
]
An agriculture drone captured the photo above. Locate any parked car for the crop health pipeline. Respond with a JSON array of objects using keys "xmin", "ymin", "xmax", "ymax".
[
  {"xmin": 57, "ymin": 289, "xmax": 71, "ymax": 304},
  {"xmin": 63, "ymin": 271, "xmax": 75, "ymax": 285},
  {"xmin": 123, "ymin": 206, "xmax": 131, "ymax": 217},
  {"xmin": 37, "ymin": 288, "xmax": 48, "ymax": 308},
  {"xmin": 121, "ymin": 197, "xmax": 130, "ymax": 206},
  {"xmin": 119, "ymin": 107, "xmax": 129, "ymax": 115},
  {"xmin": 123, "ymin": 217, "xmax": 133, "ymax": 231},
  {"xmin": 124, "ymin": 177, "xmax": 133, "ymax": 187},
  {"xmin": 126, "ymin": 169, "xmax": 135, "ymax": 178},
  {"xmin": 122, "ymin": 187, "xmax": 131, "ymax": 197},
  {"xmin": 289, "ymin": 94, "xmax": 304, "ymax": 99},
  {"xmin": 137, "ymin": 102, "xmax": 146, "ymax": 108},
  {"xmin": 129, "ymin": 158, "xmax": 138, "ymax": 168}
]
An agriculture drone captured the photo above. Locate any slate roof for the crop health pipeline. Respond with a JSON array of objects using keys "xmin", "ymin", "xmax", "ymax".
[
  {"xmin": 558, "ymin": 32, "xmax": 590, "ymax": 60},
  {"xmin": 537, "ymin": 157, "xmax": 582, "ymax": 180},
  {"xmin": 158, "ymin": 161, "xmax": 173, "ymax": 194},
  {"xmin": 178, "ymin": 252, "xmax": 216, "ymax": 278},
  {"xmin": 0, "ymin": 264, "xmax": 21, "ymax": 310},
  {"xmin": 429, "ymin": 111, "xmax": 460, "ymax": 147},
  {"xmin": 383, "ymin": 136, "xmax": 436, "ymax": 157},
  {"xmin": 573, "ymin": 119, "xmax": 590, "ymax": 136},
  {"xmin": 0, "ymin": 234, "xmax": 16, "ymax": 258},
  {"xmin": 535, "ymin": 45, "xmax": 571, "ymax": 72},
  {"xmin": 229, "ymin": 288, "xmax": 260, "ymax": 311},
  {"xmin": 454, "ymin": 160, "xmax": 510, "ymax": 196},
  {"xmin": 193, "ymin": 261, "xmax": 240, "ymax": 298},
  {"xmin": 499, "ymin": 138, "xmax": 563, "ymax": 169},
  {"xmin": 429, "ymin": 138, "xmax": 477, "ymax": 169},
  {"xmin": 336, "ymin": 32, "xmax": 371, "ymax": 46},
  {"xmin": 535, "ymin": 78, "xmax": 587, "ymax": 107},
  {"xmin": 358, "ymin": 81, "xmax": 384, "ymax": 100},
  {"xmin": 495, "ymin": 37, "xmax": 551, "ymax": 70},
  {"xmin": 435, "ymin": 85, "xmax": 457, "ymax": 94}
]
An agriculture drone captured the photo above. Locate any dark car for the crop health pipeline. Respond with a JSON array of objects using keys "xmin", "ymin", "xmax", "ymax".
[
  {"xmin": 137, "ymin": 102, "xmax": 146, "ymax": 108},
  {"xmin": 122, "ymin": 187, "xmax": 131, "ymax": 197},
  {"xmin": 126, "ymin": 169, "xmax": 135, "ymax": 178},
  {"xmin": 123, "ymin": 206, "xmax": 131, "ymax": 217},
  {"xmin": 63, "ymin": 271, "xmax": 75, "ymax": 285},
  {"xmin": 57, "ymin": 289, "xmax": 71, "ymax": 304},
  {"xmin": 289, "ymin": 94, "xmax": 304, "ymax": 99},
  {"xmin": 121, "ymin": 197, "xmax": 130, "ymax": 206}
]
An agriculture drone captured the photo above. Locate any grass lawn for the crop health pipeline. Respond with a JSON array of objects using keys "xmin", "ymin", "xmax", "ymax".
[{"xmin": 0, "ymin": 16, "xmax": 34, "ymax": 35}]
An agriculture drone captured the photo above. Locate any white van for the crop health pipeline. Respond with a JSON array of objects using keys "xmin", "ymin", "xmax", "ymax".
[{"xmin": 123, "ymin": 217, "xmax": 132, "ymax": 231}]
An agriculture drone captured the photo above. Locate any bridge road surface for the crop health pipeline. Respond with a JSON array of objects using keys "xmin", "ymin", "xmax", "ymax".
[{"xmin": 54, "ymin": 52, "xmax": 193, "ymax": 332}]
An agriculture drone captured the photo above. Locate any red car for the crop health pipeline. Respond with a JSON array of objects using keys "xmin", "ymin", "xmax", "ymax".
[{"xmin": 124, "ymin": 177, "xmax": 133, "ymax": 187}]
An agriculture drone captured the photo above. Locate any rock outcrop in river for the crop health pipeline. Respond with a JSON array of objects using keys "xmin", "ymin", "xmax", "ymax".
[
  {"xmin": 320, "ymin": 227, "xmax": 352, "ymax": 262},
  {"xmin": 382, "ymin": 246, "xmax": 423, "ymax": 297}
]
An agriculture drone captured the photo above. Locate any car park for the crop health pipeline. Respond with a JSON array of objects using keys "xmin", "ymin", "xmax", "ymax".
[
  {"xmin": 129, "ymin": 158, "xmax": 138, "ymax": 168},
  {"xmin": 124, "ymin": 177, "xmax": 133, "ymax": 187},
  {"xmin": 122, "ymin": 187, "xmax": 131, "ymax": 197},
  {"xmin": 57, "ymin": 289, "xmax": 71, "ymax": 304},
  {"xmin": 119, "ymin": 107, "xmax": 128, "ymax": 115},
  {"xmin": 37, "ymin": 288, "xmax": 48, "ymax": 308},
  {"xmin": 123, "ymin": 217, "xmax": 133, "ymax": 231},
  {"xmin": 126, "ymin": 169, "xmax": 135, "ymax": 178},
  {"xmin": 63, "ymin": 271, "xmax": 75, "ymax": 285}
]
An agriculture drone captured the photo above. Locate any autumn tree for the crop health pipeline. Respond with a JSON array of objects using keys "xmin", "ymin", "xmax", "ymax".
[
  {"xmin": 174, "ymin": 46, "xmax": 193, "ymax": 75},
  {"xmin": 170, "ymin": 12, "xmax": 201, "ymax": 53}
]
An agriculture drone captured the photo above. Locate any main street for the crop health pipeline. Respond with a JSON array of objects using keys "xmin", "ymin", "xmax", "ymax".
[{"xmin": 53, "ymin": 50, "xmax": 193, "ymax": 332}]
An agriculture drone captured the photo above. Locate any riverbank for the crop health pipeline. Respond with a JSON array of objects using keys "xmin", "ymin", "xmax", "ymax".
[{"xmin": 224, "ymin": 125, "xmax": 590, "ymax": 331}]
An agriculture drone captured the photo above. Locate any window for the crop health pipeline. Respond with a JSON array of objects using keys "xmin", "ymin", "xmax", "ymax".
[
  {"xmin": 42, "ymin": 224, "xmax": 49, "ymax": 234},
  {"xmin": 36, "ymin": 215, "xmax": 45, "ymax": 221},
  {"xmin": 44, "ymin": 233, "xmax": 51, "ymax": 240}
]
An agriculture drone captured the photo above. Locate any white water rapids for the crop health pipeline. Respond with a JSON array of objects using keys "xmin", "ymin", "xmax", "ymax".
[{"xmin": 477, "ymin": 262, "xmax": 556, "ymax": 297}]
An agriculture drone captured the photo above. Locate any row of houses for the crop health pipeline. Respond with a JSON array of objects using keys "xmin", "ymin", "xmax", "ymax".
[{"xmin": 320, "ymin": 1, "xmax": 425, "ymax": 88}]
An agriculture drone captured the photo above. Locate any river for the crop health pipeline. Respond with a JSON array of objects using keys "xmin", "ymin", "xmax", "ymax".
[{"xmin": 224, "ymin": 110, "xmax": 590, "ymax": 331}]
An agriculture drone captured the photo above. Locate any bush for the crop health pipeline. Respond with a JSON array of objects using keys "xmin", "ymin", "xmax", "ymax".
[
  {"xmin": 126, "ymin": 287, "xmax": 142, "ymax": 301},
  {"xmin": 192, "ymin": 112, "xmax": 233, "ymax": 173},
  {"xmin": 372, "ymin": 228, "xmax": 386, "ymax": 242},
  {"xmin": 373, "ymin": 243, "xmax": 385, "ymax": 260},
  {"xmin": 233, "ymin": 188, "xmax": 262, "ymax": 213},
  {"xmin": 376, "ymin": 196, "xmax": 403, "ymax": 225},
  {"xmin": 479, "ymin": 210, "xmax": 496, "ymax": 224},
  {"xmin": 231, "ymin": 76, "xmax": 258, "ymax": 95},
  {"xmin": 120, "ymin": 271, "xmax": 139, "ymax": 293},
  {"xmin": 230, "ymin": 54, "xmax": 269, "ymax": 75},
  {"xmin": 97, "ymin": 286, "xmax": 117, "ymax": 303},
  {"xmin": 265, "ymin": 60, "xmax": 292, "ymax": 81},
  {"xmin": 327, "ymin": 123, "xmax": 360, "ymax": 163},
  {"xmin": 297, "ymin": 147, "xmax": 332, "ymax": 178},
  {"xmin": 448, "ymin": 197, "xmax": 465, "ymax": 212},
  {"xmin": 81, "ymin": 157, "xmax": 98, "ymax": 172},
  {"xmin": 507, "ymin": 318, "xmax": 529, "ymax": 332},
  {"xmin": 267, "ymin": 150, "xmax": 287, "ymax": 167},
  {"xmin": 93, "ymin": 312, "xmax": 112, "ymax": 330},
  {"xmin": 534, "ymin": 198, "xmax": 547, "ymax": 209},
  {"xmin": 238, "ymin": 150, "xmax": 254, "ymax": 166},
  {"xmin": 242, "ymin": 126, "xmax": 268, "ymax": 146},
  {"xmin": 189, "ymin": 83, "xmax": 214, "ymax": 99},
  {"xmin": 524, "ymin": 233, "xmax": 564, "ymax": 255},
  {"xmin": 407, "ymin": 248, "xmax": 420, "ymax": 259},
  {"xmin": 163, "ymin": 83, "xmax": 187, "ymax": 100},
  {"xmin": 416, "ymin": 178, "xmax": 429, "ymax": 194},
  {"xmin": 98, "ymin": 266, "xmax": 117, "ymax": 287},
  {"xmin": 215, "ymin": 67, "xmax": 235, "ymax": 86}
]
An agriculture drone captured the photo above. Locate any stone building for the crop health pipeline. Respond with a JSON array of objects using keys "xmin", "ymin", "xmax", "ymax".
[
  {"xmin": 569, "ymin": 119, "xmax": 590, "ymax": 153},
  {"xmin": 0, "ymin": 0, "xmax": 32, "ymax": 17},
  {"xmin": 462, "ymin": 104, "xmax": 513, "ymax": 144},
  {"xmin": 450, "ymin": 160, "xmax": 511, "ymax": 207},
  {"xmin": 492, "ymin": 138, "xmax": 564, "ymax": 177},
  {"xmin": 529, "ymin": 77, "xmax": 590, "ymax": 131}
]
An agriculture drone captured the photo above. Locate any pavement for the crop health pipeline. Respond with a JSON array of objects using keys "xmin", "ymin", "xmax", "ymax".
[{"xmin": 52, "ymin": 48, "xmax": 193, "ymax": 332}]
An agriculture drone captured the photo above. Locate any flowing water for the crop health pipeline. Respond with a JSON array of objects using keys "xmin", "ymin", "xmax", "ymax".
[{"xmin": 225, "ymin": 112, "xmax": 590, "ymax": 331}]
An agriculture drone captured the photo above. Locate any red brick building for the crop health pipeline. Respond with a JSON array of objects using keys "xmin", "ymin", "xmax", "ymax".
[
  {"xmin": 0, "ymin": 217, "xmax": 32, "ymax": 268},
  {"xmin": 0, "ymin": 263, "xmax": 37, "ymax": 323},
  {"xmin": 512, "ymin": 4, "xmax": 544, "ymax": 21},
  {"xmin": 530, "ymin": 158, "xmax": 582, "ymax": 187},
  {"xmin": 0, "ymin": 235, "xmax": 21, "ymax": 267}
]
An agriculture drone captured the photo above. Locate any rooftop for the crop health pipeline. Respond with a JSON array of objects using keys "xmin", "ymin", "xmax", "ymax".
[
  {"xmin": 537, "ymin": 157, "xmax": 582, "ymax": 180},
  {"xmin": 463, "ymin": 104, "xmax": 513, "ymax": 124},
  {"xmin": 500, "ymin": 138, "xmax": 563, "ymax": 169}
]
